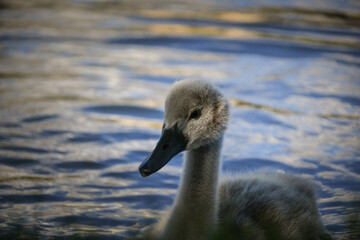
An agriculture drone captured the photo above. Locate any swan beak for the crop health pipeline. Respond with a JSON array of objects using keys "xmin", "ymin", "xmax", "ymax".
[{"xmin": 139, "ymin": 125, "xmax": 187, "ymax": 177}]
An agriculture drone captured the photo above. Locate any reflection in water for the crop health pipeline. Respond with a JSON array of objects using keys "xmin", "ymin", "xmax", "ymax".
[{"xmin": 0, "ymin": 0, "xmax": 359, "ymax": 239}]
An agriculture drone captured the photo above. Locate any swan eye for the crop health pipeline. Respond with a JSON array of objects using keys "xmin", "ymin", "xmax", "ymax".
[{"xmin": 189, "ymin": 108, "xmax": 201, "ymax": 120}]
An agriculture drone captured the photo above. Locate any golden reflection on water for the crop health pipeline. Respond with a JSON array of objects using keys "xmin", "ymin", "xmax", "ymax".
[
  {"xmin": 149, "ymin": 23, "xmax": 258, "ymax": 39},
  {"xmin": 231, "ymin": 98, "xmax": 360, "ymax": 120},
  {"xmin": 131, "ymin": 64, "xmax": 231, "ymax": 79},
  {"xmin": 91, "ymin": 117, "xmax": 162, "ymax": 129},
  {"xmin": 140, "ymin": 9, "xmax": 265, "ymax": 24},
  {"xmin": 139, "ymin": 8, "xmax": 360, "ymax": 48}
]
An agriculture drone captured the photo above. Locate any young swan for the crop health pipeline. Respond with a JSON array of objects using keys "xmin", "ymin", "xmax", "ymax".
[{"xmin": 139, "ymin": 79, "xmax": 331, "ymax": 240}]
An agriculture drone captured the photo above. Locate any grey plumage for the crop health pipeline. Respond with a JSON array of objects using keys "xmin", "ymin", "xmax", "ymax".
[
  {"xmin": 218, "ymin": 173, "xmax": 331, "ymax": 240},
  {"xmin": 140, "ymin": 79, "xmax": 332, "ymax": 240}
]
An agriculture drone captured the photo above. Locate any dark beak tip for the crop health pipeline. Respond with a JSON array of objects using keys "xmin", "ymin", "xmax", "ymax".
[
  {"xmin": 139, "ymin": 163, "xmax": 152, "ymax": 177},
  {"xmin": 140, "ymin": 171, "xmax": 151, "ymax": 177}
]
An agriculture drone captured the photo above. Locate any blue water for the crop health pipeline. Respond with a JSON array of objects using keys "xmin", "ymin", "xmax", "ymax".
[{"xmin": 0, "ymin": 0, "xmax": 359, "ymax": 239}]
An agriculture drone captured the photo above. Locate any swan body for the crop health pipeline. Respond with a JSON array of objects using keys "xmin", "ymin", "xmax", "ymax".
[{"xmin": 139, "ymin": 79, "xmax": 331, "ymax": 240}]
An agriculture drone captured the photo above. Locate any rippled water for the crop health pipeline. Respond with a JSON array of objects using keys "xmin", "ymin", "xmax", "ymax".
[{"xmin": 0, "ymin": 0, "xmax": 359, "ymax": 239}]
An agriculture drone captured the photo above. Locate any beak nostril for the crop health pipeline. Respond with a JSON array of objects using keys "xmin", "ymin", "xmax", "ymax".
[{"xmin": 162, "ymin": 143, "xmax": 169, "ymax": 150}]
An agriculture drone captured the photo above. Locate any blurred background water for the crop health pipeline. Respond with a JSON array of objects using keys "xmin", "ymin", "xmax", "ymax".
[{"xmin": 0, "ymin": 0, "xmax": 359, "ymax": 239}]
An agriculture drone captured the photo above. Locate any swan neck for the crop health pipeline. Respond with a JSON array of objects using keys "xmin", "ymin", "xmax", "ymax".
[
  {"xmin": 175, "ymin": 137, "xmax": 223, "ymax": 238},
  {"xmin": 181, "ymin": 138, "xmax": 222, "ymax": 202}
]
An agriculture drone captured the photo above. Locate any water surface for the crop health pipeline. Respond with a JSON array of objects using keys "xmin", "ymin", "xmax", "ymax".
[{"xmin": 0, "ymin": 0, "xmax": 359, "ymax": 239}]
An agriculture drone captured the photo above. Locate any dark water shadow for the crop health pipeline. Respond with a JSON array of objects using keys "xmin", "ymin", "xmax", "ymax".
[
  {"xmin": 0, "ymin": 193, "xmax": 80, "ymax": 203},
  {"xmin": 320, "ymin": 177, "xmax": 360, "ymax": 192},
  {"xmin": 0, "ymin": 145, "xmax": 66, "ymax": 154},
  {"xmin": 20, "ymin": 185, "xmax": 54, "ymax": 191},
  {"xmin": 102, "ymin": 158, "xmax": 127, "ymax": 166},
  {"xmin": 331, "ymin": 160, "xmax": 360, "ymax": 175},
  {"xmin": 0, "ymin": 34, "xmax": 91, "ymax": 46},
  {"xmin": 0, "ymin": 184, "xmax": 12, "ymax": 190},
  {"xmin": 95, "ymin": 194, "xmax": 173, "ymax": 210},
  {"xmin": 0, "ymin": 223, "xmax": 125, "ymax": 240},
  {"xmin": 0, "ymin": 223, "xmax": 42, "ymax": 240},
  {"xmin": 318, "ymin": 199, "xmax": 360, "ymax": 239},
  {"xmin": 319, "ymin": 200, "xmax": 360, "ymax": 209},
  {"xmin": 303, "ymin": 159, "xmax": 360, "ymax": 191},
  {"xmin": 51, "ymin": 215, "xmax": 135, "ymax": 227},
  {"xmin": 0, "ymin": 122, "xmax": 21, "ymax": 128},
  {"xmin": 0, "ymin": 156, "xmax": 39, "ymax": 167},
  {"xmin": 333, "ymin": 58, "xmax": 360, "ymax": 68},
  {"xmin": 55, "ymin": 161, "xmax": 107, "ymax": 171},
  {"xmin": 22, "ymin": 114, "xmax": 59, "ymax": 123},
  {"xmin": 0, "ymin": 133, "xmax": 32, "ymax": 141},
  {"xmin": 83, "ymin": 105, "xmax": 163, "ymax": 120},
  {"xmin": 66, "ymin": 133, "xmax": 110, "ymax": 144},
  {"xmin": 39, "ymin": 130, "xmax": 70, "ymax": 137}
]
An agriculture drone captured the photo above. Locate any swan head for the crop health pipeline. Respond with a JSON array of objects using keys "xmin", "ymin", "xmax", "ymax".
[{"xmin": 139, "ymin": 79, "xmax": 229, "ymax": 177}]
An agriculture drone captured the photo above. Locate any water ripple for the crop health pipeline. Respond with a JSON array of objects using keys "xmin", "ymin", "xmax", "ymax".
[
  {"xmin": 83, "ymin": 105, "xmax": 163, "ymax": 120},
  {"xmin": 0, "ymin": 156, "xmax": 39, "ymax": 167},
  {"xmin": 55, "ymin": 161, "xmax": 106, "ymax": 171},
  {"xmin": 22, "ymin": 114, "xmax": 59, "ymax": 123},
  {"xmin": 0, "ymin": 0, "xmax": 359, "ymax": 239}
]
